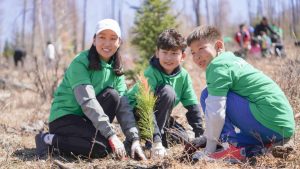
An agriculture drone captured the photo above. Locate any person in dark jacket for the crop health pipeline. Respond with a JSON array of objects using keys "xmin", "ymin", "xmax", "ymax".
[
  {"xmin": 254, "ymin": 17, "xmax": 277, "ymax": 37},
  {"xmin": 13, "ymin": 48, "xmax": 26, "ymax": 67}
]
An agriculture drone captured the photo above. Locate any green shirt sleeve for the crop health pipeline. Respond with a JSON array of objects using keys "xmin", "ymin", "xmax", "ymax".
[
  {"xmin": 181, "ymin": 74, "xmax": 198, "ymax": 106},
  {"xmin": 144, "ymin": 68, "xmax": 158, "ymax": 93},
  {"xmin": 125, "ymin": 83, "xmax": 139, "ymax": 107},
  {"xmin": 68, "ymin": 60, "xmax": 91, "ymax": 89},
  {"xmin": 114, "ymin": 75, "xmax": 127, "ymax": 96},
  {"xmin": 206, "ymin": 64, "xmax": 233, "ymax": 96}
]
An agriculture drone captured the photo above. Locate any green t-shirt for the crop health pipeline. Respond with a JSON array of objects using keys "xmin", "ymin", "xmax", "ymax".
[
  {"xmin": 271, "ymin": 25, "xmax": 283, "ymax": 38},
  {"xmin": 49, "ymin": 50, "xmax": 127, "ymax": 122},
  {"xmin": 206, "ymin": 51, "xmax": 295, "ymax": 137},
  {"xmin": 126, "ymin": 65, "xmax": 198, "ymax": 108}
]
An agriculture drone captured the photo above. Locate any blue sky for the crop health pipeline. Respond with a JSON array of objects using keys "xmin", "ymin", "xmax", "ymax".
[{"xmin": 0, "ymin": 0, "xmax": 283, "ymax": 51}]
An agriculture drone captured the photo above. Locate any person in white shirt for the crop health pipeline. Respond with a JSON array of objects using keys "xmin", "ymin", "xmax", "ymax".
[{"xmin": 45, "ymin": 41, "xmax": 56, "ymax": 67}]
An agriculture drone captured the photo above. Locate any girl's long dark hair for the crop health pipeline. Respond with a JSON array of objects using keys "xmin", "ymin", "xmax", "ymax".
[{"xmin": 87, "ymin": 39, "xmax": 124, "ymax": 76}]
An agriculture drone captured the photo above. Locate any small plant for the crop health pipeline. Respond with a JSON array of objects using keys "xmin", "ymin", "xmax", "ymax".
[
  {"xmin": 135, "ymin": 74, "xmax": 156, "ymax": 143},
  {"xmin": 25, "ymin": 54, "xmax": 63, "ymax": 101}
]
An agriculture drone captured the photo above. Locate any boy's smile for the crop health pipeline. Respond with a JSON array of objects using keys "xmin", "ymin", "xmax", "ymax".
[
  {"xmin": 189, "ymin": 40, "xmax": 219, "ymax": 70},
  {"xmin": 156, "ymin": 49, "xmax": 185, "ymax": 74}
]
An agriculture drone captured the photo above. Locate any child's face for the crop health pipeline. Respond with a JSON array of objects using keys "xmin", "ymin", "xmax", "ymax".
[
  {"xmin": 189, "ymin": 40, "xmax": 218, "ymax": 70},
  {"xmin": 93, "ymin": 29, "xmax": 121, "ymax": 62},
  {"xmin": 156, "ymin": 48, "xmax": 185, "ymax": 74}
]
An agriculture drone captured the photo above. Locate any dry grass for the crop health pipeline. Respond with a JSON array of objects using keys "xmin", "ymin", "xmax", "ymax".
[{"xmin": 0, "ymin": 46, "xmax": 299, "ymax": 169}]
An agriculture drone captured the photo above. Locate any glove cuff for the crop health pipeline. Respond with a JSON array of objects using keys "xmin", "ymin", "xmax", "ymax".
[{"xmin": 153, "ymin": 142, "xmax": 163, "ymax": 149}]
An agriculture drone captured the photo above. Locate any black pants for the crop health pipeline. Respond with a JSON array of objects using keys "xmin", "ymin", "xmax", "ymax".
[
  {"xmin": 152, "ymin": 85, "xmax": 176, "ymax": 143},
  {"xmin": 152, "ymin": 85, "xmax": 190, "ymax": 148},
  {"xmin": 49, "ymin": 88, "xmax": 120, "ymax": 158}
]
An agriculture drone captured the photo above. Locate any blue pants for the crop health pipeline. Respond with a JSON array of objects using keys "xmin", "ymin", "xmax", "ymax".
[{"xmin": 200, "ymin": 88, "xmax": 283, "ymax": 147}]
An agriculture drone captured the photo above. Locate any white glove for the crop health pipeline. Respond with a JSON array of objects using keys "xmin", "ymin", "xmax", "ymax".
[
  {"xmin": 192, "ymin": 150, "xmax": 213, "ymax": 162},
  {"xmin": 192, "ymin": 135, "xmax": 207, "ymax": 148},
  {"xmin": 151, "ymin": 142, "xmax": 167, "ymax": 158},
  {"xmin": 131, "ymin": 140, "xmax": 147, "ymax": 160},
  {"xmin": 108, "ymin": 134, "xmax": 126, "ymax": 159}
]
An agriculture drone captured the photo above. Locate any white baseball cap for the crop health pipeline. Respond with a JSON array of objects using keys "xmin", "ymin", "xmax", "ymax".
[{"xmin": 95, "ymin": 19, "xmax": 121, "ymax": 38}]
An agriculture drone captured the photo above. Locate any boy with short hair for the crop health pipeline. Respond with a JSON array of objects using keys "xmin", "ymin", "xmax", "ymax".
[
  {"xmin": 187, "ymin": 25, "xmax": 295, "ymax": 161},
  {"xmin": 127, "ymin": 29, "xmax": 204, "ymax": 157}
]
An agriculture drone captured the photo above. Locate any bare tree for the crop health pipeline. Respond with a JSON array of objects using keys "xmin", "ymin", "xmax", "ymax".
[
  {"xmin": 51, "ymin": 1, "xmax": 57, "ymax": 42},
  {"xmin": 49, "ymin": 0, "xmax": 80, "ymax": 56},
  {"xmin": 213, "ymin": 0, "xmax": 229, "ymax": 33},
  {"xmin": 52, "ymin": 1, "xmax": 67, "ymax": 50},
  {"xmin": 82, "ymin": 0, "xmax": 87, "ymax": 50},
  {"xmin": 291, "ymin": 0, "xmax": 298, "ymax": 37},
  {"xmin": 280, "ymin": 1, "xmax": 286, "ymax": 29},
  {"xmin": 298, "ymin": 0, "xmax": 300, "ymax": 22},
  {"xmin": 21, "ymin": 0, "xmax": 27, "ymax": 48},
  {"xmin": 247, "ymin": 0, "xmax": 253, "ymax": 24},
  {"xmin": 192, "ymin": 0, "xmax": 201, "ymax": 26},
  {"xmin": 266, "ymin": 0, "xmax": 275, "ymax": 22},
  {"xmin": 296, "ymin": 0, "xmax": 300, "ymax": 35},
  {"xmin": 277, "ymin": 1, "xmax": 282, "ymax": 26},
  {"xmin": 41, "ymin": 1, "xmax": 54, "ymax": 43},
  {"xmin": 0, "ymin": 1, "xmax": 3, "ymax": 52},
  {"xmin": 112, "ymin": 0, "xmax": 115, "ymax": 19},
  {"xmin": 118, "ymin": 0, "xmax": 123, "ymax": 36},
  {"xmin": 69, "ymin": 0, "xmax": 79, "ymax": 53},
  {"xmin": 257, "ymin": 0, "xmax": 263, "ymax": 18},
  {"xmin": 31, "ymin": 0, "xmax": 37, "ymax": 54},
  {"xmin": 212, "ymin": 0, "xmax": 219, "ymax": 26},
  {"xmin": 37, "ymin": 0, "xmax": 45, "ymax": 53},
  {"xmin": 205, "ymin": 0, "xmax": 210, "ymax": 24}
]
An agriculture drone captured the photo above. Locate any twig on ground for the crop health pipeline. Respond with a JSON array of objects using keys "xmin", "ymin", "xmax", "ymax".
[{"xmin": 53, "ymin": 160, "xmax": 72, "ymax": 169}]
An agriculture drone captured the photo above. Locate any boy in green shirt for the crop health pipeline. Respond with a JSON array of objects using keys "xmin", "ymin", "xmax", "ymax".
[
  {"xmin": 187, "ymin": 25, "xmax": 295, "ymax": 161},
  {"xmin": 127, "ymin": 29, "xmax": 204, "ymax": 158}
]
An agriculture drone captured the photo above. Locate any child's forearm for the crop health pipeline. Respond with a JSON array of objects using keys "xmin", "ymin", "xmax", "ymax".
[
  {"xmin": 74, "ymin": 84, "xmax": 115, "ymax": 139},
  {"xmin": 117, "ymin": 96, "xmax": 140, "ymax": 142},
  {"xmin": 203, "ymin": 95, "xmax": 226, "ymax": 153},
  {"xmin": 185, "ymin": 104, "xmax": 204, "ymax": 137}
]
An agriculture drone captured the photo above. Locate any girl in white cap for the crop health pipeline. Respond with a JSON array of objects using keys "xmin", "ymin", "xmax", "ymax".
[{"xmin": 35, "ymin": 19, "xmax": 146, "ymax": 160}]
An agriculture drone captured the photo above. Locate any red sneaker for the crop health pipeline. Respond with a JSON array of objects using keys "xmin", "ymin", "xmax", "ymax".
[{"xmin": 209, "ymin": 144, "xmax": 246, "ymax": 162}]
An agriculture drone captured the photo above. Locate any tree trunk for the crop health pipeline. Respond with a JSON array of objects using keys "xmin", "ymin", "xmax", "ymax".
[
  {"xmin": 247, "ymin": 0, "xmax": 252, "ymax": 24},
  {"xmin": 118, "ymin": 0, "xmax": 123, "ymax": 37},
  {"xmin": 82, "ymin": 0, "xmax": 87, "ymax": 50},
  {"xmin": 205, "ymin": 0, "xmax": 209, "ymax": 25},
  {"xmin": 52, "ymin": 1, "xmax": 57, "ymax": 43},
  {"xmin": 291, "ymin": 0, "xmax": 298, "ymax": 37},
  {"xmin": 193, "ymin": 0, "xmax": 201, "ymax": 26},
  {"xmin": 111, "ymin": 0, "xmax": 115, "ymax": 19},
  {"xmin": 296, "ymin": 0, "xmax": 300, "ymax": 28},
  {"xmin": 212, "ymin": 0, "xmax": 219, "ymax": 27},
  {"xmin": 38, "ymin": 0, "xmax": 45, "ymax": 54},
  {"xmin": 257, "ymin": 0, "xmax": 263, "ymax": 18},
  {"xmin": 31, "ymin": 0, "xmax": 36, "ymax": 54},
  {"xmin": 70, "ymin": 0, "xmax": 78, "ymax": 53},
  {"xmin": 280, "ymin": 1, "xmax": 285, "ymax": 28},
  {"xmin": 267, "ymin": 0, "xmax": 275, "ymax": 23},
  {"xmin": 21, "ymin": 0, "xmax": 27, "ymax": 48}
]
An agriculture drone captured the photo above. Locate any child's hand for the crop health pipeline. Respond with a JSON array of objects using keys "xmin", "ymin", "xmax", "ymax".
[
  {"xmin": 184, "ymin": 135, "xmax": 207, "ymax": 154},
  {"xmin": 151, "ymin": 142, "xmax": 167, "ymax": 158},
  {"xmin": 131, "ymin": 140, "xmax": 147, "ymax": 160},
  {"xmin": 108, "ymin": 134, "xmax": 126, "ymax": 159},
  {"xmin": 192, "ymin": 135, "xmax": 207, "ymax": 148},
  {"xmin": 192, "ymin": 150, "xmax": 213, "ymax": 163}
]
